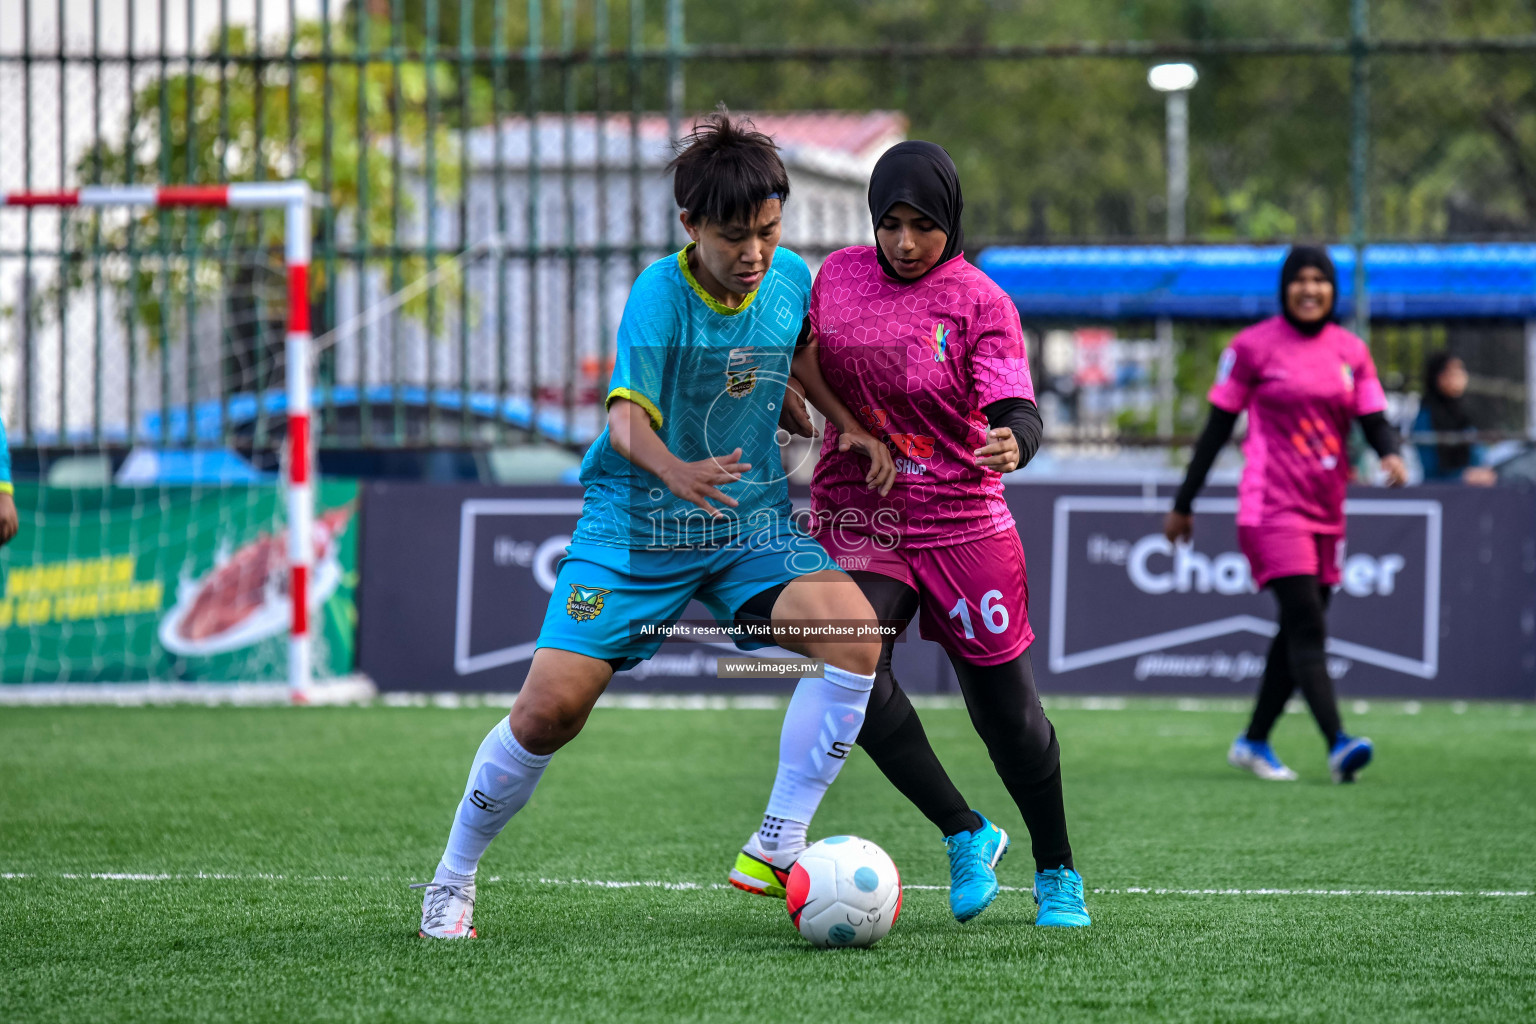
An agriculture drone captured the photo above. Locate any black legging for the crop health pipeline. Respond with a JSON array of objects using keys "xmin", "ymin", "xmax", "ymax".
[
  {"xmin": 851, "ymin": 571, "xmax": 1074, "ymax": 873},
  {"xmin": 1245, "ymin": 575, "xmax": 1344, "ymax": 745}
]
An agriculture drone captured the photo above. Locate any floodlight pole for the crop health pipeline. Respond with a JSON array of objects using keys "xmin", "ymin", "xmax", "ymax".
[
  {"xmin": 1349, "ymin": 0, "xmax": 1372, "ymax": 341},
  {"xmin": 4, "ymin": 182, "xmax": 316, "ymax": 702},
  {"xmin": 1151, "ymin": 66, "xmax": 1195, "ymax": 439},
  {"xmin": 1164, "ymin": 88, "xmax": 1190, "ymax": 244},
  {"xmin": 665, "ymin": 0, "xmax": 684, "ymax": 251}
]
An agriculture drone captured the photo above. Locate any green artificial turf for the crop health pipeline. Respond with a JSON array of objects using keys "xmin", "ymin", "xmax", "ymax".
[{"xmin": 2, "ymin": 699, "xmax": 1533, "ymax": 1022}]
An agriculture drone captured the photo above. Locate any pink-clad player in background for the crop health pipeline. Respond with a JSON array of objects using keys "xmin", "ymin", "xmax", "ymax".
[
  {"xmin": 1166, "ymin": 245, "xmax": 1407, "ymax": 784},
  {"xmin": 777, "ymin": 141, "xmax": 1090, "ymax": 928}
]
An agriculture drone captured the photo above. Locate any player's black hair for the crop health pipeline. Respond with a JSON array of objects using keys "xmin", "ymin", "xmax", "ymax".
[{"xmin": 668, "ymin": 110, "xmax": 789, "ymax": 227}]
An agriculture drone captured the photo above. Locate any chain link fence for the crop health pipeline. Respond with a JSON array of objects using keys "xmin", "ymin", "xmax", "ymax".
[{"xmin": 2, "ymin": 0, "xmax": 1533, "ymax": 464}]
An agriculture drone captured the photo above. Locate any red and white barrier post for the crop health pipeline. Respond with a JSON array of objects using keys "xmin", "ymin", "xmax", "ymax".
[{"xmin": 6, "ymin": 182, "xmax": 317, "ymax": 700}]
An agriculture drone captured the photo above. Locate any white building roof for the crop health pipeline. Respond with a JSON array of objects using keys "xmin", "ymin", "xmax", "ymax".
[{"xmin": 456, "ymin": 110, "xmax": 908, "ymax": 182}]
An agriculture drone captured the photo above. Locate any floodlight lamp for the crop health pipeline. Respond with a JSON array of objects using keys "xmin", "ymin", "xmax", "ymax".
[{"xmin": 1148, "ymin": 63, "xmax": 1199, "ymax": 92}]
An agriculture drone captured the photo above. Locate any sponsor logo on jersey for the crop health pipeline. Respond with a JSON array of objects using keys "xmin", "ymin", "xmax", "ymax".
[
  {"xmin": 858, "ymin": 404, "xmax": 935, "ymax": 473},
  {"xmin": 928, "ymin": 322, "xmax": 950, "ymax": 362},
  {"xmin": 726, "ymin": 347, "xmax": 758, "ymax": 398},
  {"xmin": 1290, "ymin": 416, "xmax": 1341, "ymax": 470},
  {"xmin": 1340, "ymin": 361, "xmax": 1355, "ymax": 391},
  {"xmin": 858, "ymin": 405, "xmax": 891, "ymax": 433},
  {"xmin": 889, "ymin": 434, "xmax": 935, "ymax": 460},
  {"xmin": 566, "ymin": 584, "xmax": 611, "ymax": 622}
]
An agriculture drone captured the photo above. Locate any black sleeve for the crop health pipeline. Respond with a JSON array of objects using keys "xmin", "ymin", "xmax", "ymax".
[
  {"xmin": 982, "ymin": 397, "xmax": 1044, "ymax": 469},
  {"xmin": 1358, "ymin": 411, "xmax": 1400, "ymax": 459},
  {"xmin": 1173, "ymin": 405, "xmax": 1240, "ymax": 514}
]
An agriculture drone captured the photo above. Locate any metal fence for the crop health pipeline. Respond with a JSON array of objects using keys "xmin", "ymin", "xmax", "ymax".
[{"xmin": 2, "ymin": 0, "xmax": 1534, "ymax": 458}]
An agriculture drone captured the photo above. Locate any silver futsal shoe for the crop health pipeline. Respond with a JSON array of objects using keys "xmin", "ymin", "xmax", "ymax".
[{"xmin": 412, "ymin": 881, "xmax": 478, "ymax": 939}]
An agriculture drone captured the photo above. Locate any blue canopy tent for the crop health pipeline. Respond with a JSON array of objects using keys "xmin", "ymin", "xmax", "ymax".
[
  {"xmin": 976, "ymin": 243, "xmax": 1536, "ymax": 439},
  {"xmin": 975, "ymin": 244, "xmax": 1536, "ymax": 322}
]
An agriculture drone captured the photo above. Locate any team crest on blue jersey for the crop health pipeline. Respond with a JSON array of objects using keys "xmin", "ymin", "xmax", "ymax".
[
  {"xmin": 566, "ymin": 584, "xmax": 611, "ymax": 622},
  {"xmin": 725, "ymin": 347, "xmax": 759, "ymax": 398},
  {"xmin": 1339, "ymin": 362, "xmax": 1355, "ymax": 391}
]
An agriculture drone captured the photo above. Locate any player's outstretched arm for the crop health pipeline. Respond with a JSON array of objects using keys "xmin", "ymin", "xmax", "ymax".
[
  {"xmin": 0, "ymin": 414, "xmax": 15, "ymax": 547},
  {"xmin": 790, "ymin": 340, "xmax": 896, "ymax": 496},
  {"xmin": 0, "ymin": 492, "xmax": 16, "ymax": 548},
  {"xmin": 607, "ymin": 398, "xmax": 750, "ymax": 518}
]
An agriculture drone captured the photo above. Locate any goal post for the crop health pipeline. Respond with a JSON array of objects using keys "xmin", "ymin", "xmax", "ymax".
[{"xmin": 3, "ymin": 182, "xmax": 316, "ymax": 699}]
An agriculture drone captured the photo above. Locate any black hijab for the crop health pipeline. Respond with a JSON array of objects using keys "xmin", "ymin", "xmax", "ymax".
[
  {"xmin": 1422, "ymin": 351, "xmax": 1474, "ymax": 473},
  {"xmin": 868, "ymin": 141, "xmax": 965, "ymax": 281},
  {"xmin": 1278, "ymin": 244, "xmax": 1337, "ymax": 337}
]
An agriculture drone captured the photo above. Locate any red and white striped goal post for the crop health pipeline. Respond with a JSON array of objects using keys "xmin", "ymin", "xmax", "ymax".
[{"xmin": 4, "ymin": 182, "xmax": 317, "ymax": 699}]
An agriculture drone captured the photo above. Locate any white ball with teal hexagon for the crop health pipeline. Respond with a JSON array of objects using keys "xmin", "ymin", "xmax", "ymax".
[{"xmin": 785, "ymin": 835, "xmax": 902, "ymax": 949}]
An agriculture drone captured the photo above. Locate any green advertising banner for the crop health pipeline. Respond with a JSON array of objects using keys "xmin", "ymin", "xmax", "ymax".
[{"xmin": 0, "ymin": 482, "xmax": 358, "ymax": 683}]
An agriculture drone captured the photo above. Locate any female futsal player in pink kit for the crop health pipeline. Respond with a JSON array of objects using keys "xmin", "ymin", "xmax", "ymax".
[
  {"xmin": 1166, "ymin": 245, "xmax": 1407, "ymax": 784},
  {"xmin": 781, "ymin": 141, "xmax": 1089, "ymax": 927}
]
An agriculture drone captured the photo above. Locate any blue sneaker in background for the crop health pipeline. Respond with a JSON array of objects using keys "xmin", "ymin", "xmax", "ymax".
[
  {"xmin": 943, "ymin": 812, "xmax": 1009, "ymax": 923},
  {"xmin": 1228, "ymin": 735, "xmax": 1299, "ymax": 781},
  {"xmin": 1329, "ymin": 733, "xmax": 1374, "ymax": 783},
  {"xmin": 1033, "ymin": 866, "xmax": 1092, "ymax": 927}
]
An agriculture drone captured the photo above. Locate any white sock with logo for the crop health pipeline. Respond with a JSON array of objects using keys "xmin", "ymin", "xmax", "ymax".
[
  {"xmin": 434, "ymin": 717, "xmax": 552, "ymax": 884},
  {"xmin": 760, "ymin": 664, "xmax": 875, "ymax": 852}
]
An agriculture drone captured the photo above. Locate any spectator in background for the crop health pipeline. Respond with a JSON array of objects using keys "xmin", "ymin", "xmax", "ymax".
[
  {"xmin": 0, "ymin": 409, "xmax": 16, "ymax": 546},
  {"xmin": 1414, "ymin": 352, "xmax": 1497, "ymax": 486}
]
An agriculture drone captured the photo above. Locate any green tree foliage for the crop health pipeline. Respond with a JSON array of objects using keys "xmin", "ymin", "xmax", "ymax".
[
  {"xmin": 356, "ymin": 0, "xmax": 1534, "ymax": 242},
  {"xmin": 66, "ymin": 19, "xmax": 469, "ymax": 341},
  {"xmin": 66, "ymin": 0, "xmax": 1535, "ymax": 406}
]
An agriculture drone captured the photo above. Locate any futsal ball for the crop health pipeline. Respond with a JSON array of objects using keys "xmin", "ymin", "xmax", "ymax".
[{"xmin": 785, "ymin": 836, "xmax": 902, "ymax": 948}]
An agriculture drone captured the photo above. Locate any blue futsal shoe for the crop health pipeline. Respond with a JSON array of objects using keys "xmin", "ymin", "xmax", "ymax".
[
  {"xmin": 943, "ymin": 813, "xmax": 1009, "ymax": 923},
  {"xmin": 1329, "ymin": 733, "xmax": 1374, "ymax": 784},
  {"xmin": 1033, "ymin": 866, "xmax": 1092, "ymax": 927},
  {"xmin": 1228, "ymin": 735, "xmax": 1299, "ymax": 781}
]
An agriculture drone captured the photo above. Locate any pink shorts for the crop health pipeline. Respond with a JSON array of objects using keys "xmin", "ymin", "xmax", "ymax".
[
  {"xmin": 1238, "ymin": 526, "xmax": 1343, "ymax": 588},
  {"xmin": 816, "ymin": 527, "xmax": 1034, "ymax": 665}
]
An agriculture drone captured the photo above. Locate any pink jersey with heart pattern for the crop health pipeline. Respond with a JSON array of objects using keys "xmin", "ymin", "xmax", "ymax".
[
  {"xmin": 1207, "ymin": 316, "xmax": 1387, "ymax": 533},
  {"xmin": 807, "ymin": 247, "xmax": 1034, "ymax": 548}
]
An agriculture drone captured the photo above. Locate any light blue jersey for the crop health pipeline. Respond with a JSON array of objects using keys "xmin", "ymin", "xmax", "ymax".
[
  {"xmin": 575, "ymin": 244, "xmax": 811, "ymax": 548},
  {"xmin": 0, "ymin": 408, "xmax": 10, "ymax": 494}
]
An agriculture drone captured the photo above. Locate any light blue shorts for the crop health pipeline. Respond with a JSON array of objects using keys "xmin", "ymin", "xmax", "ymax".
[{"xmin": 535, "ymin": 520, "xmax": 839, "ymax": 670}]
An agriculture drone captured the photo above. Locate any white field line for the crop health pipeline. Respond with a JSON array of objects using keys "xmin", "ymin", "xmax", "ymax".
[{"xmin": 1, "ymin": 872, "xmax": 1529, "ymax": 897}]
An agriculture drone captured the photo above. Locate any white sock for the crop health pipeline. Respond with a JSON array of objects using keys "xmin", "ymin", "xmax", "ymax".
[
  {"xmin": 434, "ymin": 717, "xmax": 551, "ymax": 883},
  {"xmin": 758, "ymin": 814, "xmax": 808, "ymax": 855},
  {"xmin": 763, "ymin": 664, "xmax": 875, "ymax": 838}
]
